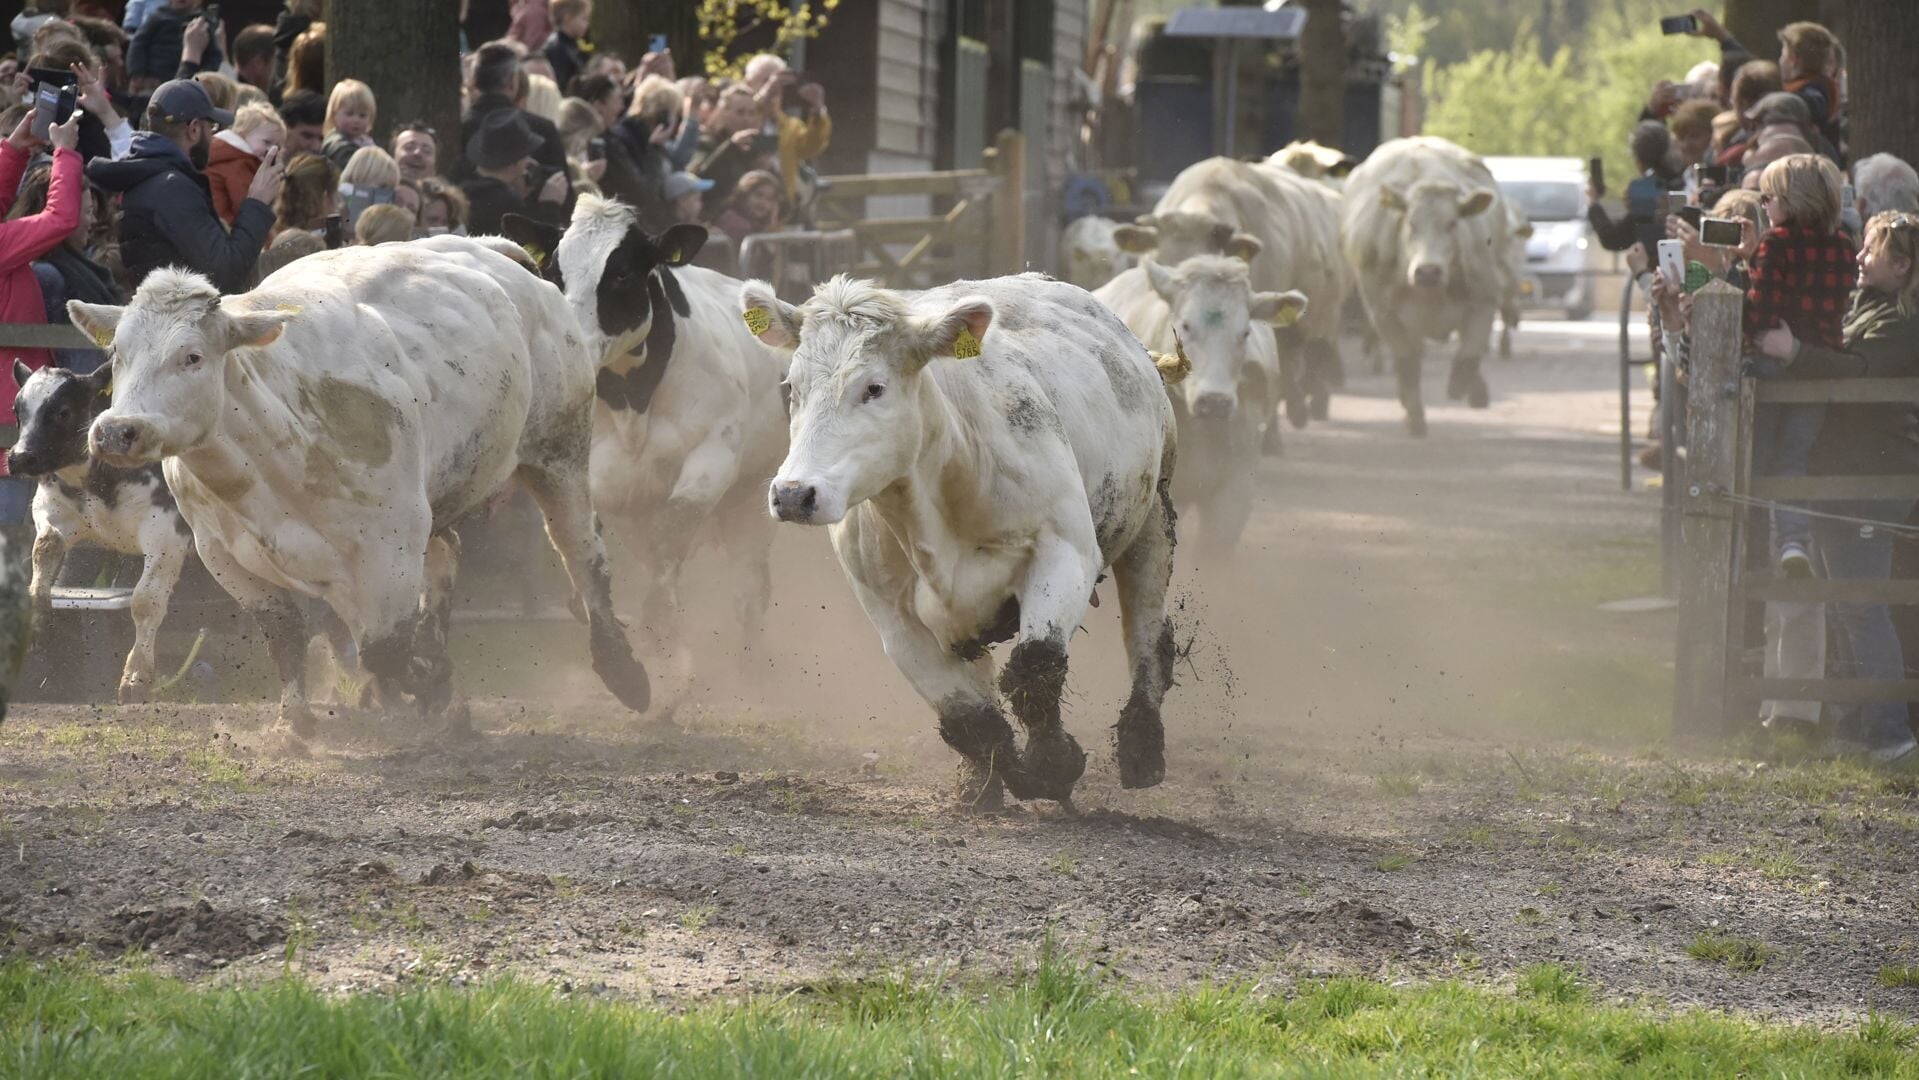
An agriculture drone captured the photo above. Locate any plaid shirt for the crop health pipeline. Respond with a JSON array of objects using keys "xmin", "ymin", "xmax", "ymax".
[{"xmin": 1743, "ymin": 225, "xmax": 1857, "ymax": 353}]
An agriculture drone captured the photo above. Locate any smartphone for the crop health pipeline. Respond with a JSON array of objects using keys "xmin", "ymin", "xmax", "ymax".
[
  {"xmin": 1698, "ymin": 164, "xmax": 1729, "ymax": 187},
  {"xmin": 1841, "ymin": 182, "xmax": 1856, "ymax": 209},
  {"xmin": 1677, "ymin": 205, "xmax": 1703, "ymax": 229},
  {"xmin": 24, "ymin": 66, "xmax": 77, "ymax": 88},
  {"xmin": 648, "ymin": 33, "xmax": 669, "ymax": 54},
  {"xmin": 1699, "ymin": 217, "xmax": 1743, "ymax": 247},
  {"xmin": 30, "ymin": 82, "xmax": 72, "ymax": 138},
  {"xmin": 587, "ymin": 135, "xmax": 605, "ymax": 162},
  {"xmin": 1657, "ymin": 238, "xmax": 1686, "ymax": 287},
  {"xmin": 204, "ymin": 3, "xmax": 220, "ymax": 30},
  {"xmin": 323, "ymin": 213, "xmax": 344, "ymax": 250},
  {"xmin": 1588, "ymin": 156, "xmax": 1604, "ymax": 195},
  {"xmin": 1660, "ymin": 14, "xmax": 1698, "ymax": 34}
]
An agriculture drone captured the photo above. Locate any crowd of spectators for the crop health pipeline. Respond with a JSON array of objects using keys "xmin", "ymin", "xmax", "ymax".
[{"xmin": 1589, "ymin": 9, "xmax": 1919, "ymax": 766}]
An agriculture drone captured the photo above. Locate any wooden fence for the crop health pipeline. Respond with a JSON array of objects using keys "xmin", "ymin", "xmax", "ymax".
[
  {"xmin": 1672, "ymin": 280, "xmax": 1919, "ymax": 736},
  {"xmin": 810, "ymin": 129, "xmax": 1027, "ymax": 288}
]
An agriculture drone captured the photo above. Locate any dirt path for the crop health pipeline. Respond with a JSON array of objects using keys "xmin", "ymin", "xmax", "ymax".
[{"xmin": 6, "ymin": 325, "xmax": 1919, "ymax": 1022}]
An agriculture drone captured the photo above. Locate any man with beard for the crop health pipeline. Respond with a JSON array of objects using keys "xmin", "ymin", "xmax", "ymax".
[{"xmin": 86, "ymin": 79, "xmax": 283, "ymax": 292}]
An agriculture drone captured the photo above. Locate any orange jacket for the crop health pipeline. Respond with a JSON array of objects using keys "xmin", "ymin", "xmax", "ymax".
[{"xmin": 205, "ymin": 131, "xmax": 262, "ymax": 227}]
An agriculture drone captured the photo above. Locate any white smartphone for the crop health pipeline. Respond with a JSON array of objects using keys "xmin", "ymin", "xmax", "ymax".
[{"xmin": 1657, "ymin": 238, "xmax": 1686, "ymax": 288}]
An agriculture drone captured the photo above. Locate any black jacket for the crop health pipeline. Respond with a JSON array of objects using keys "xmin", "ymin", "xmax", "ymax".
[
  {"xmin": 128, "ymin": 5, "xmax": 224, "ymax": 85},
  {"xmin": 87, "ymin": 132, "xmax": 272, "ymax": 294},
  {"xmin": 460, "ymin": 175, "xmax": 562, "ymax": 238},
  {"xmin": 1796, "ymin": 289, "xmax": 1919, "ymax": 478},
  {"xmin": 543, "ymin": 31, "xmax": 587, "ymax": 95}
]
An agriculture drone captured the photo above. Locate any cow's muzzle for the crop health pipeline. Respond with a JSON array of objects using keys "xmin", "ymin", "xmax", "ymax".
[
  {"xmin": 1412, "ymin": 264, "xmax": 1445, "ymax": 289},
  {"xmin": 1192, "ymin": 391, "xmax": 1237, "ymax": 420},
  {"xmin": 769, "ymin": 480, "xmax": 820, "ymax": 524},
  {"xmin": 90, "ymin": 417, "xmax": 158, "ymax": 466}
]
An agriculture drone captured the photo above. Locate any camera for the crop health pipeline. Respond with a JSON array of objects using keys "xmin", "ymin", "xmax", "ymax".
[{"xmin": 1698, "ymin": 217, "xmax": 1743, "ymax": 248}]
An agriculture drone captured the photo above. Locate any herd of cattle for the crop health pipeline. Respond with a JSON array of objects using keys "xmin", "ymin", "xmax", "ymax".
[{"xmin": 0, "ymin": 134, "xmax": 1527, "ymax": 808}]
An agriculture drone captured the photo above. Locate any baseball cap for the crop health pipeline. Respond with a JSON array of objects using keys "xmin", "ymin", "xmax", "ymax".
[
  {"xmin": 663, "ymin": 172, "xmax": 714, "ymax": 201},
  {"xmin": 149, "ymin": 79, "xmax": 234, "ymax": 127}
]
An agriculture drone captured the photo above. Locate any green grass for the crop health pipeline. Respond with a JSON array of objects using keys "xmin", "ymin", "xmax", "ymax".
[
  {"xmin": 5, "ymin": 955, "xmax": 1916, "ymax": 1078},
  {"xmin": 1880, "ymin": 964, "xmax": 1919, "ymax": 989},
  {"xmin": 1687, "ymin": 931, "xmax": 1779, "ymax": 973}
]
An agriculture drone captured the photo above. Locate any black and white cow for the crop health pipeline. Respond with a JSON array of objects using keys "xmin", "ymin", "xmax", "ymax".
[
  {"xmin": 7, "ymin": 361, "xmax": 192, "ymax": 702},
  {"xmin": 502, "ymin": 199, "xmax": 786, "ymax": 677}
]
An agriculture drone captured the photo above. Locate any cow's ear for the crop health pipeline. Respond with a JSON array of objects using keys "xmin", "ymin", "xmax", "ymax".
[
  {"xmin": 1144, "ymin": 258, "xmax": 1177, "ymax": 302},
  {"xmin": 656, "ymin": 223, "xmax": 708, "ymax": 267},
  {"xmin": 222, "ymin": 309, "xmax": 296, "ymax": 350},
  {"xmin": 500, "ymin": 214, "xmax": 563, "ymax": 270},
  {"xmin": 67, "ymin": 301, "xmax": 124, "ymax": 350},
  {"xmin": 1459, "ymin": 189, "xmax": 1495, "ymax": 218},
  {"xmin": 1224, "ymin": 231, "xmax": 1263, "ymax": 263},
  {"xmin": 1378, "ymin": 187, "xmax": 1407, "ymax": 212},
  {"xmin": 1514, "ymin": 221, "xmax": 1535, "ymax": 239},
  {"xmin": 80, "ymin": 361, "xmax": 112, "ymax": 400},
  {"xmin": 910, "ymin": 296, "xmax": 995, "ymax": 368},
  {"xmin": 1250, "ymin": 289, "xmax": 1309, "ymax": 328},
  {"xmin": 10, "ymin": 359, "xmax": 29, "ymax": 392},
  {"xmin": 1113, "ymin": 224, "xmax": 1160, "ymax": 254},
  {"xmin": 740, "ymin": 279, "xmax": 801, "ymax": 350}
]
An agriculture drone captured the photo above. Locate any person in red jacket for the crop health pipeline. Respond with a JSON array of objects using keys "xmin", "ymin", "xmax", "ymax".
[{"xmin": 0, "ymin": 103, "xmax": 84, "ymax": 499}]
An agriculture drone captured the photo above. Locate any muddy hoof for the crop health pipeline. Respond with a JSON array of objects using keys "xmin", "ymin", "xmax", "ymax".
[
  {"xmin": 1011, "ymin": 731, "xmax": 1086, "ymax": 804},
  {"xmin": 1118, "ymin": 747, "xmax": 1165, "ymax": 789},
  {"xmin": 1466, "ymin": 374, "xmax": 1490, "ymax": 409},
  {"xmin": 590, "ymin": 620, "xmax": 651, "ymax": 713},
  {"xmin": 1445, "ymin": 364, "xmax": 1471, "ymax": 401},
  {"xmin": 1309, "ymin": 395, "xmax": 1330, "ymax": 422},
  {"xmin": 956, "ymin": 759, "xmax": 1005, "ymax": 812},
  {"xmin": 1285, "ymin": 395, "xmax": 1310, "ymax": 430},
  {"xmin": 1406, "ymin": 412, "xmax": 1428, "ymax": 438},
  {"xmin": 117, "ymin": 677, "xmax": 150, "ymax": 705},
  {"xmin": 1261, "ymin": 422, "xmax": 1284, "ymax": 457},
  {"xmin": 282, "ymin": 701, "xmax": 317, "ymax": 739}
]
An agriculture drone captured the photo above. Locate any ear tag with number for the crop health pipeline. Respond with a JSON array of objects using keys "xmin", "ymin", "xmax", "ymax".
[
  {"xmin": 521, "ymin": 242, "xmax": 549, "ymax": 268},
  {"xmin": 743, "ymin": 306, "xmax": 772, "ymax": 335},
  {"xmin": 89, "ymin": 327, "xmax": 113, "ymax": 349},
  {"xmin": 952, "ymin": 327, "xmax": 982, "ymax": 359},
  {"xmin": 1274, "ymin": 304, "xmax": 1303, "ymax": 329}
]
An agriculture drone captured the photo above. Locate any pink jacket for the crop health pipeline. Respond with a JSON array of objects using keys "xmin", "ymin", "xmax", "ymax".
[
  {"xmin": 507, "ymin": 0, "xmax": 551, "ymax": 52},
  {"xmin": 0, "ymin": 142, "xmax": 82, "ymax": 432}
]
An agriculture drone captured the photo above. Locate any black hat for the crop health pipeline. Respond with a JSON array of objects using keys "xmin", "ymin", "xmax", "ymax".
[{"xmin": 465, "ymin": 110, "xmax": 542, "ymax": 172}]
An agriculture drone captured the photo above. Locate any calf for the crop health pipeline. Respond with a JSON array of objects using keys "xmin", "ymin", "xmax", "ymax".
[
  {"xmin": 1059, "ymin": 215, "xmax": 1136, "ymax": 291},
  {"xmin": 743, "ymin": 273, "xmax": 1178, "ymax": 809},
  {"xmin": 1096, "ymin": 255, "xmax": 1306, "ymax": 556},
  {"xmin": 7, "ymin": 362, "xmax": 190, "ymax": 702}
]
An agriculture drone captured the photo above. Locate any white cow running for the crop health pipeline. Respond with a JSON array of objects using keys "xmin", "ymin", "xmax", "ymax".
[
  {"xmin": 71, "ymin": 237, "xmax": 650, "ymax": 735},
  {"xmin": 1114, "ymin": 156, "xmax": 1350, "ymax": 434},
  {"xmin": 1096, "ymin": 253, "xmax": 1306, "ymax": 556},
  {"xmin": 502, "ymin": 198, "xmax": 786, "ymax": 673},
  {"xmin": 742, "ymin": 273, "xmax": 1178, "ymax": 808},
  {"xmin": 1342, "ymin": 136, "xmax": 1514, "ymax": 436},
  {"xmin": 1059, "ymin": 214, "xmax": 1136, "ymax": 291}
]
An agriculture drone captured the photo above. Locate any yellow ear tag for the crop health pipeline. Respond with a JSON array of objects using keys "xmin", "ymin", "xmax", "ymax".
[
  {"xmin": 1273, "ymin": 304, "xmax": 1302, "ymax": 329},
  {"xmin": 743, "ymin": 306, "xmax": 772, "ymax": 335},
  {"xmin": 274, "ymin": 303, "xmax": 305, "ymax": 315},
  {"xmin": 521, "ymin": 242, "xmax": 549, "ymax": 268},
  {"xmin": 89, "ymin": 327, "xmax": 113, "ymax": 349},
  {"xmin": 952, "ymin": 327, "xmax": 982, "ymax": 359}
]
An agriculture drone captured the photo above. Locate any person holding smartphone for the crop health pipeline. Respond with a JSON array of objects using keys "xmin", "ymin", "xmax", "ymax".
[
  {"xmin": 459, "ymin": 110, "xmax": 567, "ymax": 238},
  {"xmin": 0, "ymin": 103, "xmax": 84, "ymax": 490}
]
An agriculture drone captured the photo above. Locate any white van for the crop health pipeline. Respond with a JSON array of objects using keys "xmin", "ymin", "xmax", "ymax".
[{"xmin": 1485, "ymin": 156, "xmax": 1595, "ymax": 320}]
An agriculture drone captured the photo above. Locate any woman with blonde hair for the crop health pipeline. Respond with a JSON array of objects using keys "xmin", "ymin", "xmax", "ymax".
[
  {"xmin": 353, "ymin": 203, "xmax": 415, "ymax": 246},
  {"xmin": 338, "ymin": 145, "xmax": 401, "ymax": 229},
  {"xmin": 192, "ymin": 71, "xmax": 237, "ymax": 112},
  {"xmin": 556, "ymin": 96, "xmax": 606, "ymax": 194},
  {"xmin": 522, "ymin": 73, "xmax": 563, "ymax": 124}
]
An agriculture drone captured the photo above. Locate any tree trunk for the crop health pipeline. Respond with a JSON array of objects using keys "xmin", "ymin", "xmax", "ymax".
[
  {"xmin": 1721, "ymin": 0, "xmax": 1820, "ymax": 55},
  {"xmin": 595, "ymin": 1, "xmax": 705, "ymax": 79},
  {"xmin": 325, "ymin": 0, "xmax": 462, "ymax": 153},
  {"xmin": 1296, "ymin": 0, "xmax": 1345, "ymax": 149},
  {"xmin": 1847, "ymin": 0, "xmax": 1919, "ymax": 167}
]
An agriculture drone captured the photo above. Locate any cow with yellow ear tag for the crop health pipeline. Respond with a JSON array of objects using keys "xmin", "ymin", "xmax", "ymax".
[{"xmin": 743, "ymin": 272, "xmax": 1178, "ymax": 812}]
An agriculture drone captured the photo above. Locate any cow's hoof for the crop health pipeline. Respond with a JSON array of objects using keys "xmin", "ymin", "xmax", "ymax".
[
  {"xmin": 1015, "ymin": 731, "xmax": 1086, "ymax": 804},
  {"xmin": 1467, "ymin": 375, "xmax": 1490, "ymax": 409},
  {"xmin": 1118, "ymin": 748, "xmax": 1165, "ymax": 789},
  {"xmin": 117, "ymin": 677, "xmax": 150, "ymax": 705},
  {"xmin": 1309, "ymin": 395, "xmax": 1330, "ymax": 422},
  {"xmin": 1261, "ymin": 423, "xmax": 1284, "ymax": 457},
  {"xmin": 1285, "ymin": 396, "xmax": 1310, "ymax": 429},
  {"xmin": 566, "ymin": 592, "xmax": 588, "ymax": 625},
  {"xmin": 1406, "ymin": 412, "xmax": 1428, "ymax": 438},
  {"xmin": 956, "ymin": 759, "xmax": 1005, "ymax": 812},
  {"xmin": 590, "ymin": 619, "xmax": 652, "ymax": 712}
]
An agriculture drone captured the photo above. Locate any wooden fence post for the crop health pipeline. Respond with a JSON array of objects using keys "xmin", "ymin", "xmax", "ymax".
[
  {"xmin": 1672, "ymin": 279, "xmax": 1745, "ymax": 738},
  {"xmin": 988, "ymin": 129, "xmax": 1027, "ymax": 275}
]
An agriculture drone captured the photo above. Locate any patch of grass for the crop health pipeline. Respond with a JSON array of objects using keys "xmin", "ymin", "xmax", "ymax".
[
  {"xmin": 1374, "ymin": 767, "xmax": 1422, "ymax": 797},
  {"xmin": 1879, "ymin": 965, "xmax": 1919, "ymax": 989},
  {"xmin": 1049, "ymin": 853, "xmax": 1079, "ymax": 878},
  {"xmin": 679, "ymin": 904, "xmax": 714, "ymax": 934},
  {"xmin": 1755, "ymin": 851, "xmax": 1811, "ymax": 883},
  {"xmin": 3, "ymin": 953, "xmax": 1914, "ymax": 1077},
  {"xmin": 1374, "ymin": 853, "xmax": 1414, "ymax": 872},
  {"xmin": 1688, "ymin": 931, "xmax": 1778, "ymax": 973}
]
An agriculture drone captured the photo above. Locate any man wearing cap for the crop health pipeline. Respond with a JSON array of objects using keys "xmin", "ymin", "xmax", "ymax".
[
  {"xmin": 87, "ymin": 79, "xmax": 284, "ymax": 293},
  {"xmin": 460, "ymin": 109, "xmax": 568, "ymax": 238},
  {"xmin": 664, "ymin": 171, "xmax": 712, "ymax": 225}
]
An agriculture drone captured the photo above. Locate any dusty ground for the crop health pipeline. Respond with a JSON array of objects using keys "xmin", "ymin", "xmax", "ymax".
[{"xmin": 5, "ymin": 322, "xmax": 1919, "ymax": 1023}]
